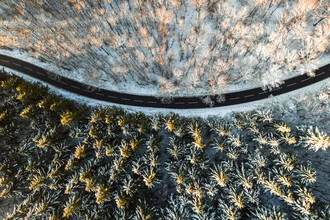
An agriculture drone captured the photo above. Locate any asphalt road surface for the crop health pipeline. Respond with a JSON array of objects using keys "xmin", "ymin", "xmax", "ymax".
[{"xmin": 0, "ymin": 54, "xmax": 329, "ymax": 109}]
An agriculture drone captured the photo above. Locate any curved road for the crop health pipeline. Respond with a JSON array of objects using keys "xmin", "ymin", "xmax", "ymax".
[{"xmin": 0, "ymin": 54, "xmax": 329, "ymax": 109}]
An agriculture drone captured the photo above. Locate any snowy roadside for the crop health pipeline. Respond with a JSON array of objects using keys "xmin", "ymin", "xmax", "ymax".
[
  {"xmin": 2, "ymin": 64, "xmax": 329, "ymax": 118},
  {"xmin": 2, "ymin": 49, "xmax": 330, "ymax": 97}
]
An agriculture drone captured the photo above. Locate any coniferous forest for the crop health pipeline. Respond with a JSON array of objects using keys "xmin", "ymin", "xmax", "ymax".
[{"xmin": 0, "ymin": 70, "xmax": 330, "ymax": 219}]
